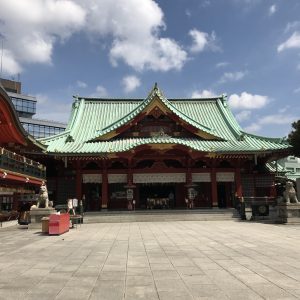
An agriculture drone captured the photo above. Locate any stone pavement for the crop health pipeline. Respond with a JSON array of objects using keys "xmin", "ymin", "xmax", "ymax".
[{"xmin": 0, "ymin": 221, "xmax": 300, "ymax": 299}]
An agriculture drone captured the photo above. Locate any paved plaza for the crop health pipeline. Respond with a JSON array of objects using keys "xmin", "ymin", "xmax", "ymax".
[{"xmin": 0, "ymin": 221, "xmax": 300, "ymax": 299}]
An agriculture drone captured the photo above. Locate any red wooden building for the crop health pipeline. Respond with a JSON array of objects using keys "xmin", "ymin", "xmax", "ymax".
[
  {"xmin": 40, "ymin": 84, "xmax": 290, "ymax": 211},
  {"xmin": 0, "ymin": 86, "xmax": 46, "ymax": 211}
]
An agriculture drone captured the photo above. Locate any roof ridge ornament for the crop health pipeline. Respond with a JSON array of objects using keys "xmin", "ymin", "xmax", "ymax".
[{"xmin": 221, "ymin": 93, "xmax": 228, "ymax": 106}]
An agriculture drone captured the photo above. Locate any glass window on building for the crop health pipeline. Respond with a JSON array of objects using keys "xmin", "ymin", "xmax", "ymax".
[
  {"xmin": 21, "ymin": 122, "xmax": 65, "ymax": 138},
  {"xmin": 11, "ymin": 97, "xmax": 36, "ymax": 114}
]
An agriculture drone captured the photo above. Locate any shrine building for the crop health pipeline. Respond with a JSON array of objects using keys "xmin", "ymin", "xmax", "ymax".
[
  {"xmin": 39, "ymin": 84, "xmax": 290, "ymax": 211},
  {"xmin": 0, "ymin": 86, "xmax": 46, "ymax": 211}
]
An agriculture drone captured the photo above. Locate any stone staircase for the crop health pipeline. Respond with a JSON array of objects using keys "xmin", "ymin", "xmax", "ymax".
[{"xmin": 83, "ymin": 208, "xmax": 240, "ymax": 223}]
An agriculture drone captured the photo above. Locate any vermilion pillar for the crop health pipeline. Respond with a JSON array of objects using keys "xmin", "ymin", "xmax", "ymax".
[
  {"xmin": 127, "ymin": 158, "xmax": 133, "ymax": 185},
  {"xmin": 186, "ymin": 158, "xmax": 192, "ymax": 185},
  {"xmin": 270, "ymin": 174, "xmax": 276, "ymax": 198},
  {"xmin": 101, "ymin": 161, "xmax": 108, "ymax": 209},
  {"xmin": 235, "ymin": 167, "xmax": 243, "ymax": 198},
  {"xmin": 211, "ymin": 168, "xmax": 218, "ymax": 207},
  {"xmin": 75, "ymin": 160, "xmax": 82, "ymax": 200}
]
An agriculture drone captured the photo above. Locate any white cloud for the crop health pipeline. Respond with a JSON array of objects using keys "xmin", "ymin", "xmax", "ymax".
[
  {"xmin": 189, "ymin": 29, "xmax": 220, "ymax": 53},
  {"xmin": 228, "ymin": 92, "xmax": 269, "ymax": 110},
  {"xmin": 216, "ymin": 62, "xmax": 229, "ymax": 68},
  {"xmin": 77, "ymin": 80, "xmax": 87, "ymax": 88},
  {"xmin": 284, "ymin": 21, "xmax": 300, "ymax": 33},
  {"xmin": 244, "ymin": 123, "xmax": 261, "ymax": 133},
  {"xmin": 201, "ymin": 1, "xmax": 211, "ymax": 7},
  {"xmin": 35, "ymin": 93, "xmax": 71, "ymax": 123},
  {"xmin": 278, "ymin": 106, "xmax": 290, "ymax": 113},
  {"xmin": 89, "ymin": 85, "xmax": 108, "ymax": 98},
  {"xmin": 0, "ymin": 0, "xmax": 188, "ymax": 74},
  {"xmin": 278, "ymin": 31, "xmax": 300, "ymax": 52},
  {"xmin": 268, "ymin": 4, "xmax": 277, "ymax": 16},
  {"xmin": 80, "ymin": 0, "xmax": 187, "ymax": 72},
  {"xmin": 122, "ymin": 75, "xmax": 141, "ymax": 93},
  {"xmin": 110, "ymin": 37, "xmax": 187, "ymax": 72},
  {"xmin": 35, "ymin": 93, "xmax": 49, "ymax": 104},
  {"xmin": 294, "ymin": 87, "xmax": 300, "ymax": 93},
  {"xmin": 185, "ymin": 9, "xmax": 191, "ymax": 17},
  {"xmin": 191, "ymin": 89, "xmax": 217, "ymax": 98},
  {"xmin": 0, "ymin": 0, "xmax": 86, "ymax": 75},
  {"xmin": 219, "ymin": 71, "xmax": 246, "ymax": 83},
  {"xmin": 235, "ymin": 110, "xmax": 251, "ymax": 122},
  {"xmin": 0, "ymin": 49, "xmax": 22, "ymax": 75},
  {"xmin": 94, "ymin": 85, "xmax": 108, "ymax": 97},
  {"xmin": 259, "ymin": 114, "xmax": 295, "ymax": 125},
  {"xmin": 245, "ymin": 114, "xmax": 296, "ymax": 133}
]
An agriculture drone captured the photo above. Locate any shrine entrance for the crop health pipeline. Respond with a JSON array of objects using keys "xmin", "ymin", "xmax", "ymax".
[
  {"xmin": 133, "ymin": 173, "xmax": 186, "ymax": 209},
  {"xmin": 139, "ymin": 184, "xmax": 176, "ymax": 209},
  {"xmin": 83, "ymin": 183, "xmax": 102, "ymax": 211},
  {"xmin": 217, "ymin": 182, "xmax": 233, "ymax": 208}
]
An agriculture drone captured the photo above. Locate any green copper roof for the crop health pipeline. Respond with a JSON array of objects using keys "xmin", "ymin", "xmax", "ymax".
[
  {"xmin": 42, "ymin": 136, "xmax": 289, "ymax": 155},
  {"xmin": 39, "ymin": 85, "xmax": 291, "ymax": 155},
  {"xmin": 88, "ymin": 85, "xmax": 219, "ymax": 141}
]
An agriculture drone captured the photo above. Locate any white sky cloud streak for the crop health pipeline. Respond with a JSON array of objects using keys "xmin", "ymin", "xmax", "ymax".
[
  {"xmin": 0, "ymin": 0, "xmax": 86, "ymax": 75},
  {"xmin": 122, "ymin": 75, "xmax": 141, "ymax": 93},
  {"xmin": 268, "ymin": 4, "xmax": 277, "ymax": 16},
  {"xmin": 189, "ymin": 29, "xmax": 220, "ymax": 53},
  {"xmin": 0, "ymin": 0, "xmax": 189, "ymax": 74},
  {"xmin": 219, "ymin": 71, "xmax": 246, "ymax": 83},
  {"xmin": 77, "ymin": 80, "xmax": 87, "ymax": 88},
  {"xmin": 278, "ymin": 31, "xmax": 300, "ymax": 52},
  {"xmin": 228, "ymin": 92, "xmax": 269, "ymax": 110},
  {"xmin": 78, "ymin": 0, "xmax": 188, "ymax": 72},
  {"xmin": 216, "ymin": 62, "xmax": 229, "ymax": 68},
  {"xmin": 235, "ymin": 110, "xmax": 251, "ymax": 122},
  {"xmin": 245, "ymin": 114, "xmax": 296, "ymax": 133},
  {"xmin": 191, "ymin": 89, "xmax": 217, "ymax": 98}
]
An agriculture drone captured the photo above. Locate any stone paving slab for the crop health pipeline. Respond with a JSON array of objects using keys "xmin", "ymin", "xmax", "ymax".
[{"xmin": 0, "ymin": 221, "xmax": 300, "ymax": 299}]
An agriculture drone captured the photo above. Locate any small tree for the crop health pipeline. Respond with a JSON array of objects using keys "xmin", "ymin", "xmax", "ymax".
[{"xmin": 288, "ymin": 120, "xmax": 300, "ymax": 157}]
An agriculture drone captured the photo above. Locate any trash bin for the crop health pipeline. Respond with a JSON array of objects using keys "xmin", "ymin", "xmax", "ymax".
[{"xmin": 41, "ymin": 217, "xmax": 49, "ymax": 233}]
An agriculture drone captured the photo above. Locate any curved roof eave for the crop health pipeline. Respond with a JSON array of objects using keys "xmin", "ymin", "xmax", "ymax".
[{"xmin": 0, "ymin": 85, "xmax": 46, "ymax": 150}]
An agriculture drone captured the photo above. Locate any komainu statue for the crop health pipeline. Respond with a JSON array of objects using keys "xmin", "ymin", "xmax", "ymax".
[
  {"xmin": 36, "ymin": 183, "xmax": 49, "ymax": 208},
  {"xmin": 283, "ymin": 181, "xmax": 299, "ymax": 204}
]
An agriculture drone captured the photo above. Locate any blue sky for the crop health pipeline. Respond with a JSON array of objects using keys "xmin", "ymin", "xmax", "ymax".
[{"xmin": 0, "ymin": 0, "xmax": 299, "ymax": 138}]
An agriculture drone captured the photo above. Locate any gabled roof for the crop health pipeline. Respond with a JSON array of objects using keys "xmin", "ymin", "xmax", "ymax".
[
  {"xmin": 39, "ymin": 84, "xmax": 291, "ymax": 155},
  {"xmin": 88, "ymin": 84, "xmax": 221, "ymax": 141}
]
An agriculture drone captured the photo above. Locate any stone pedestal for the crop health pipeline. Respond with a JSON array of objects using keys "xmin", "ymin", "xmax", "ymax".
[
  {"xmin": 29, "ymin": 208, "xmax": 56, "ymax": 229},
  {"xmin": 271, "ymin": 203, "xmax": 300, "ymax": 224}
]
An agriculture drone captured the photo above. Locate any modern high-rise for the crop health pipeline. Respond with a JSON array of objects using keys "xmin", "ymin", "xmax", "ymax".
[{"xmin": 0, "ymin": 78, "xmax": 66, "ymax": 138}]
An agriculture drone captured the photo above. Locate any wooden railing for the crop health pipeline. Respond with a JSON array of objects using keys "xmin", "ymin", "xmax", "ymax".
[{"xmin": 0, "ymin": 147, "xmax": 46, "ymax": 179}]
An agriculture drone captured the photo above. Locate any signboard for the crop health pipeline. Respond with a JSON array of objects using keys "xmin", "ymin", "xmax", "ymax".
[
  {"xmin": 72, "ymin": 198, "xmax": 78, "ymax": 208},
  {"xmin": 192, "ymin": 173, "xmax": 211, "ymax": 182},
  {"xmin": 108, "ymin": 174, "xmax": 127, "ymax": 183},
  {"xmin": 126, "ymin": 189, "xmax": 133, "ymax": 200},
  {"xmin": 82, "ymin": 174, "xmax": 102, "ymax": 183},
  {"xmin": 216, "ymin": 172, "xmax": 234, "ymax": 182},
  {"xmin": 133, "ymin": 173, "xmax": 185, "ymax": 183}
]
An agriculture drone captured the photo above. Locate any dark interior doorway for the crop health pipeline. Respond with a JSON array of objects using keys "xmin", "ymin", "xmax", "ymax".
[
  {"xmin": 83, "ymin": 183, "xmax": 101, "ymax": 211},
  {"xmin": 217, "ymin": 183, "xmax": 227, "ymax": 208},
  {"xmin": 139, "ymin": 184, "xmax": 176, "ymax": 209}
]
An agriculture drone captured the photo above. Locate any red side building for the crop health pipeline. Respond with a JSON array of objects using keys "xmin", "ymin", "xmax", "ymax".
[{"xmin": 0, "ymin": 86, "xmax": 46, "ymax": 211}]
